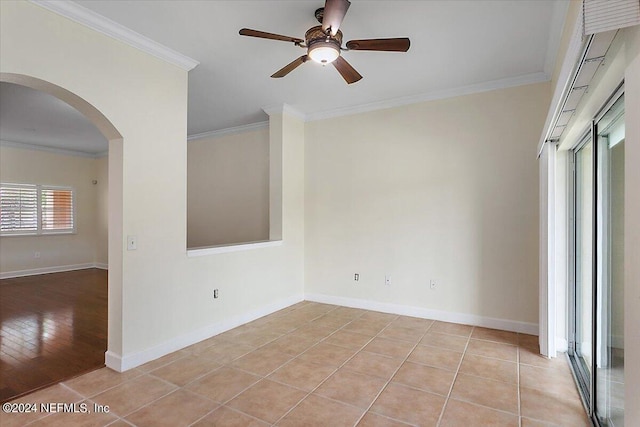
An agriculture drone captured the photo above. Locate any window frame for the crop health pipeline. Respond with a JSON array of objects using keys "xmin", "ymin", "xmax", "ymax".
[{"xmin": 0, "ymin": 182, "xmax": 76, "ymax": 237}]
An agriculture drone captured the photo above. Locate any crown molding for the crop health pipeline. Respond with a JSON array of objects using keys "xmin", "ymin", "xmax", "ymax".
[
  {"xmin": 0, "ymin": 139, "xmax": 104, "ymax": 158},
  {"xmin": 187, "ymin": 121, "xmax": 269, "ymax": 141},
  {"xmin": 30, "ymin": 0, "xmax": 199, "ymax": 71},
  {"xmin": 306, "ymin": 72, "xmax": 550, "ymax": 122},
  {"xmin": 262, "ymin": 104, "xmax": 306, "ymax": 121}
]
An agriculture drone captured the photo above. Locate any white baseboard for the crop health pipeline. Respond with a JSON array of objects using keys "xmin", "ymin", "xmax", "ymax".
[
  {"xmin": 116, "ymin": 293, "xmax": 305, "ymax": 372},
  {"xmin": 305, "ymin": 293, "xmax": 539, "ymax": 335},
  {"xmin": 95, "ymin": 263, "xmax": 109, "ymax": 270},
  {"xmin": 0, "ymin": 262, "xmax": 107, "ymax": 280}
]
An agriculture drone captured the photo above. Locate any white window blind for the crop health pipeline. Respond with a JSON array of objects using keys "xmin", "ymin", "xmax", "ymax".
[
  {"xmin": 41, "ymin": 187, "xmax": 74, "ymax": 232},
  {"xmin": 0, "ymin": 183, "xmax": 75, "ymax": 235},
  {"xmin": 0, "ymin": 184, "xmax": 38, "ymax": 233},
  {"xmin": 583, "ymin": 0, "xmax": 640, "ymax": 35}
]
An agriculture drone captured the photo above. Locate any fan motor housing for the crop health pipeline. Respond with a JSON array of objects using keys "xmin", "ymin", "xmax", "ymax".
[{"xmin": 305, "ymin": 25, "xmax": 343, "ymax": 46}]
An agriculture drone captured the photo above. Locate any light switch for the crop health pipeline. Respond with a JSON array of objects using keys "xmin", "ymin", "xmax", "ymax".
[{"xmin": 127, "ymin": 235, "xmax": 137, "ymax": 251}]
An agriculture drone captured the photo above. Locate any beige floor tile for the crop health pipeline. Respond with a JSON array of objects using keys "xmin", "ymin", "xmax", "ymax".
[
  {"xmin": 408, "ymin": 345, "xmax": 462, "ymax": 371},
  {"xmin": 228, "ymin": 379, "xmax": 306, "ymax": 424},
  {"xmin": 137, "ymin": 350, "xmax": 190, "ymax": 372},
  {"xmin": 519, "ymin": 364, "xmax": 580, "ymax": 400},
  {"xmin": 392, "ymin": 362, "xmax": 455, "ymax": 396},
  {"xmin": 360, "ymin": 311, "xmax": 397, "ymax": 323},
  {"xmin": 459, "ymin": 353, "xmax": 517, "ymax": 384},
  {"xmin": 440, "ymin": 399, "xmax": 518, "ymax": 427},
  {"xmin": 466, "ymin": 339, "xmax": 517, "ymax": 362},
  {"xmin": 315, "ymin": 369, "xmax": 387, "ymax": 408},
  {"xmin": 125, "ymin": 389, "xmax": 217, "ymax": 427},
  {"xmin": 343, "ymin": 319, "xmax": 388, "ymax": 336},
  {"xmin": 311, "ymin": 314, "xmax": 354, "ymax": 330},
  {"xmin": 377, "ymin": 325, "xmax": 424, "ymax": 343},
  {"xmin": 331, "ymin": 306, "xmax": 366, "ymax": 319},
  {"xmin": 450, "ymin": 373, "xmax": 519, "ymax": 414},
  {"xmin": 519, "ymin": 348, "xmax": 571, "ymax": 371},
  {"xmin": 343, "ymin": 351, "xmax": 403, "ymax": 379},
  {"xmin": 231, "ymin": 346, "xmax": 293, "ymax": 376},
  {"xmin": 290, "ymin": 324, "xmax": 335, "ymax": 341},
  {"xmin": 471, "ymin": 327, "xmax": 519, "ymax": 345},
  {"xmin": 521, "ymin": 417, "xmax": 560, "ymax": 427},
  {"xmin": 520, "ymin": 387, "xmax": 591, "ymax": 426},
  {"xmin": 1, "ymin": 384, "xmax": 84, "ymax": 427},
  {"xmin": 63, "ymin": 367, "xmax": 143, "ymax": 397},
  {"xmin": 297, "ymin": 342, "xmax": 357, "ymax": 367},
  {"xmin": 277, "ymin": 394, "xmax": 365, "ymax": 427},
  {"xmin": 370, "ymin": 382, "xmax": 445, "ymax": 426},
  {"xmin": 193, "ymin": 341, "xmax": 255, "ymax": 364},
  {"xmin": 186, "ymin": 366, "xmax": 261, "ymax": 403},
  {"xmin": 518, "ymin": 333, "xmax": 539, "ymax": 350},
  {"xmin": 268, "ymin": 358, "xmax": 336, "ymax": 391},
  {"xmin": 231, "ymin": 331, "xmax": 282, "ymax": 348},
  {"xmin": 420, "ymin": 332, "xmax": 468, "ymax": 352},
  {"xmin": 357, "ymin": 412, "xmax": 413, "ymax": 427},
  {"xmin": 430, "ymin": 321, "xmax": 474, "ymax": 337},
  {"xmin": 28, "ymin": 399, "xmax": 117, "ymax": 427},
  {"xmin": 389, "ymin": 316, "xmax": 433, "ymax": 331},
  {"xmin": 261, "ymin": 334, "xmax": 318, "ymax": 356},
  {"xmin": 104, "ymin": 420, "xmax": 134, "ymax": 427},
  {"xmin": 91, "ymin": 374, "xmax": 176, "ymax": 416},
  {"xmin": 324, "ymin": 330, "xmax": 373, "ymax": 350},
  {"xmin": 149, "ymin": 354, "xmax": 221, "ymax": 386},
  {"xmin": 363, "ymin": 337, "xmax": 415, "ymax": 359},
  {"xmin": 193, "ymin": 405, "xmax": 269, "ymax": 426}
]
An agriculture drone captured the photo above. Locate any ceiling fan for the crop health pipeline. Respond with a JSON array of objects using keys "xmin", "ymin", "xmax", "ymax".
[{"xmin": 239, "ymin": 0, "xmax": 410, "ymax": 84}]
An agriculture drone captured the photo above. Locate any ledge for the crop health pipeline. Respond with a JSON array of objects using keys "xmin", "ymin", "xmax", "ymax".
[{"xmin": 187, "ymin": 240, "xmax": 283, "ymax": 257}]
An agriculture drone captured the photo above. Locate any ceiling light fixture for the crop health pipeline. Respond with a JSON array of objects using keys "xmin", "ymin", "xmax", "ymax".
[{"xmin": 308, "ymin": 38, "xmax": 340, "ymax": 64}]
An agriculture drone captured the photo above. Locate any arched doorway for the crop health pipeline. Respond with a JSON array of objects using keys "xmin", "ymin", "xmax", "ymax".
[{"xmin": 0, "ymin": 73, "xmax": 124, "ymax": 400}]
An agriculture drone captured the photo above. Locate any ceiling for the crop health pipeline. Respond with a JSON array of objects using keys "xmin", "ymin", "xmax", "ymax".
[{"xmin": 0, "ymin": 0, "xmax": 568, "ymax": 154}]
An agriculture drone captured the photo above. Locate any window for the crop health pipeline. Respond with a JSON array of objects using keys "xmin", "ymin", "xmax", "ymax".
[{"xmin": 0, "ymin": 183, "xmax": 75, "ymax": 235}]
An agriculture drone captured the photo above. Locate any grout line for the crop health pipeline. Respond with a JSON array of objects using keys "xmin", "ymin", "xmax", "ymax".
[
  {"xmin": 435, "ymin": 326, "xmax": 474, "ymax": 427},
  {"xmin": 352, "ymin": 319, "xmax": 435, "ymax": 427}
]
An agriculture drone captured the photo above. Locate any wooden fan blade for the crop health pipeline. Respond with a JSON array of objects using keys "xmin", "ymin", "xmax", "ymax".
[
  {"xmin": 332, "ymin": 56, "xmax": 362, "ymax": 84},
  {"xmin": 239, "ymin": 28, "xmax": 304, "ymax": 44},
  {"xmin": 271, "ymin": 55, "xmax": 308, "ymax": 78},
  {"xmin": 322, "ymin": 0, "xmax": 351, "ymax": 36},
  {"xmin": 346, "ymin": 38, "xmax": 411, "ymax": 52}
]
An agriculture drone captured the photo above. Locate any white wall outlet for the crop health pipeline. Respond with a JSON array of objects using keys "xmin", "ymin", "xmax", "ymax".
[
  {"xmin": 34, "ymin": 251, "xmax": 41, "ymax": 259},
  {"xmin": 127, "ymin": 235, "xmax": 137, "ymax": 251},
  {"xmin": 354, "ymin": 273, "xmax": 359, "ymax": 281},
  {"xmin": 430, "ymin": 279, "xmax": 436, "ymax": 289},
  {"xmin": 385, "ymin": 275, "xmax": 391, "ymax": 286}
]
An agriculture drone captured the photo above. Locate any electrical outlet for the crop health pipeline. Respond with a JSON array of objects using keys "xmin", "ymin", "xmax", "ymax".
[
  {"xmin": 385, "ymin": 275, "xmax": 391, "ymax": 286},
  {"xmin": 354, "ymin": 273, "xmax": 359, "ymax": 281},
  {"xmin": 213, "ymin": 289, "xmax": 219, "ymax": 299},
  {"xmin": 430, "ymin": 279, "xmax": 436, "ymax": 290}
]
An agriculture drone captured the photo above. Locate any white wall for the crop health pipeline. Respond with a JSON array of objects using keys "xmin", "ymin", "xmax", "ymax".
[
  {"xmin": 187, "ymin": 128, "xmax": 269, "ymax": 248},
  {"xmin": 95, "ymin": 155, "xmax": 108, "ymax": 266},
  {"xmin": 0, "ymin": 1, "xmax": 305, "ymax": 370},
  {"xmin": 0, "ymin": 145, "xmax": 105, "ymax": 275},
  {"xmin": 305, "ymin": 82, "xmax": 550, "ymax": 331}
]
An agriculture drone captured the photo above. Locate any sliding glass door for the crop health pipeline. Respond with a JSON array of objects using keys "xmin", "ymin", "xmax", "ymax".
[{"xmin": 570, "ymin": 90, "xmax": 624, "ymax": 427}]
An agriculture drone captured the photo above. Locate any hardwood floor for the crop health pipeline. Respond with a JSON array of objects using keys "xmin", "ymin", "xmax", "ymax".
[{"xmin": 0, "ymin": 268, "xmax": 107, "ymax": 402}]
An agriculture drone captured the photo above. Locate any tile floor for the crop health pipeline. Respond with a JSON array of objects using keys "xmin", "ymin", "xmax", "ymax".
[{"xmin": 1, "ymin": 301, "xmax": 592, "ymax": 427}]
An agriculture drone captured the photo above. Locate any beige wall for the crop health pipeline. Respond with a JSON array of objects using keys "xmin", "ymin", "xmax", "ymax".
[
  {"xmin": 95, "ymin": 155, "xmax": 108, "ymax": 266},
  {"xmin": 187, "ymin": 128, "xmax": 269, "ymax": 248},
  {"xmin": 305, "ymin": 82, "xmax": 550, "ymax": 327},
  {"xmin": 0, "ymin": 145, "xmax": 106, "ymax": 275},
  {"xmin": 0, "ymin": 1, "xmax": 305, "ymax": 368}
]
